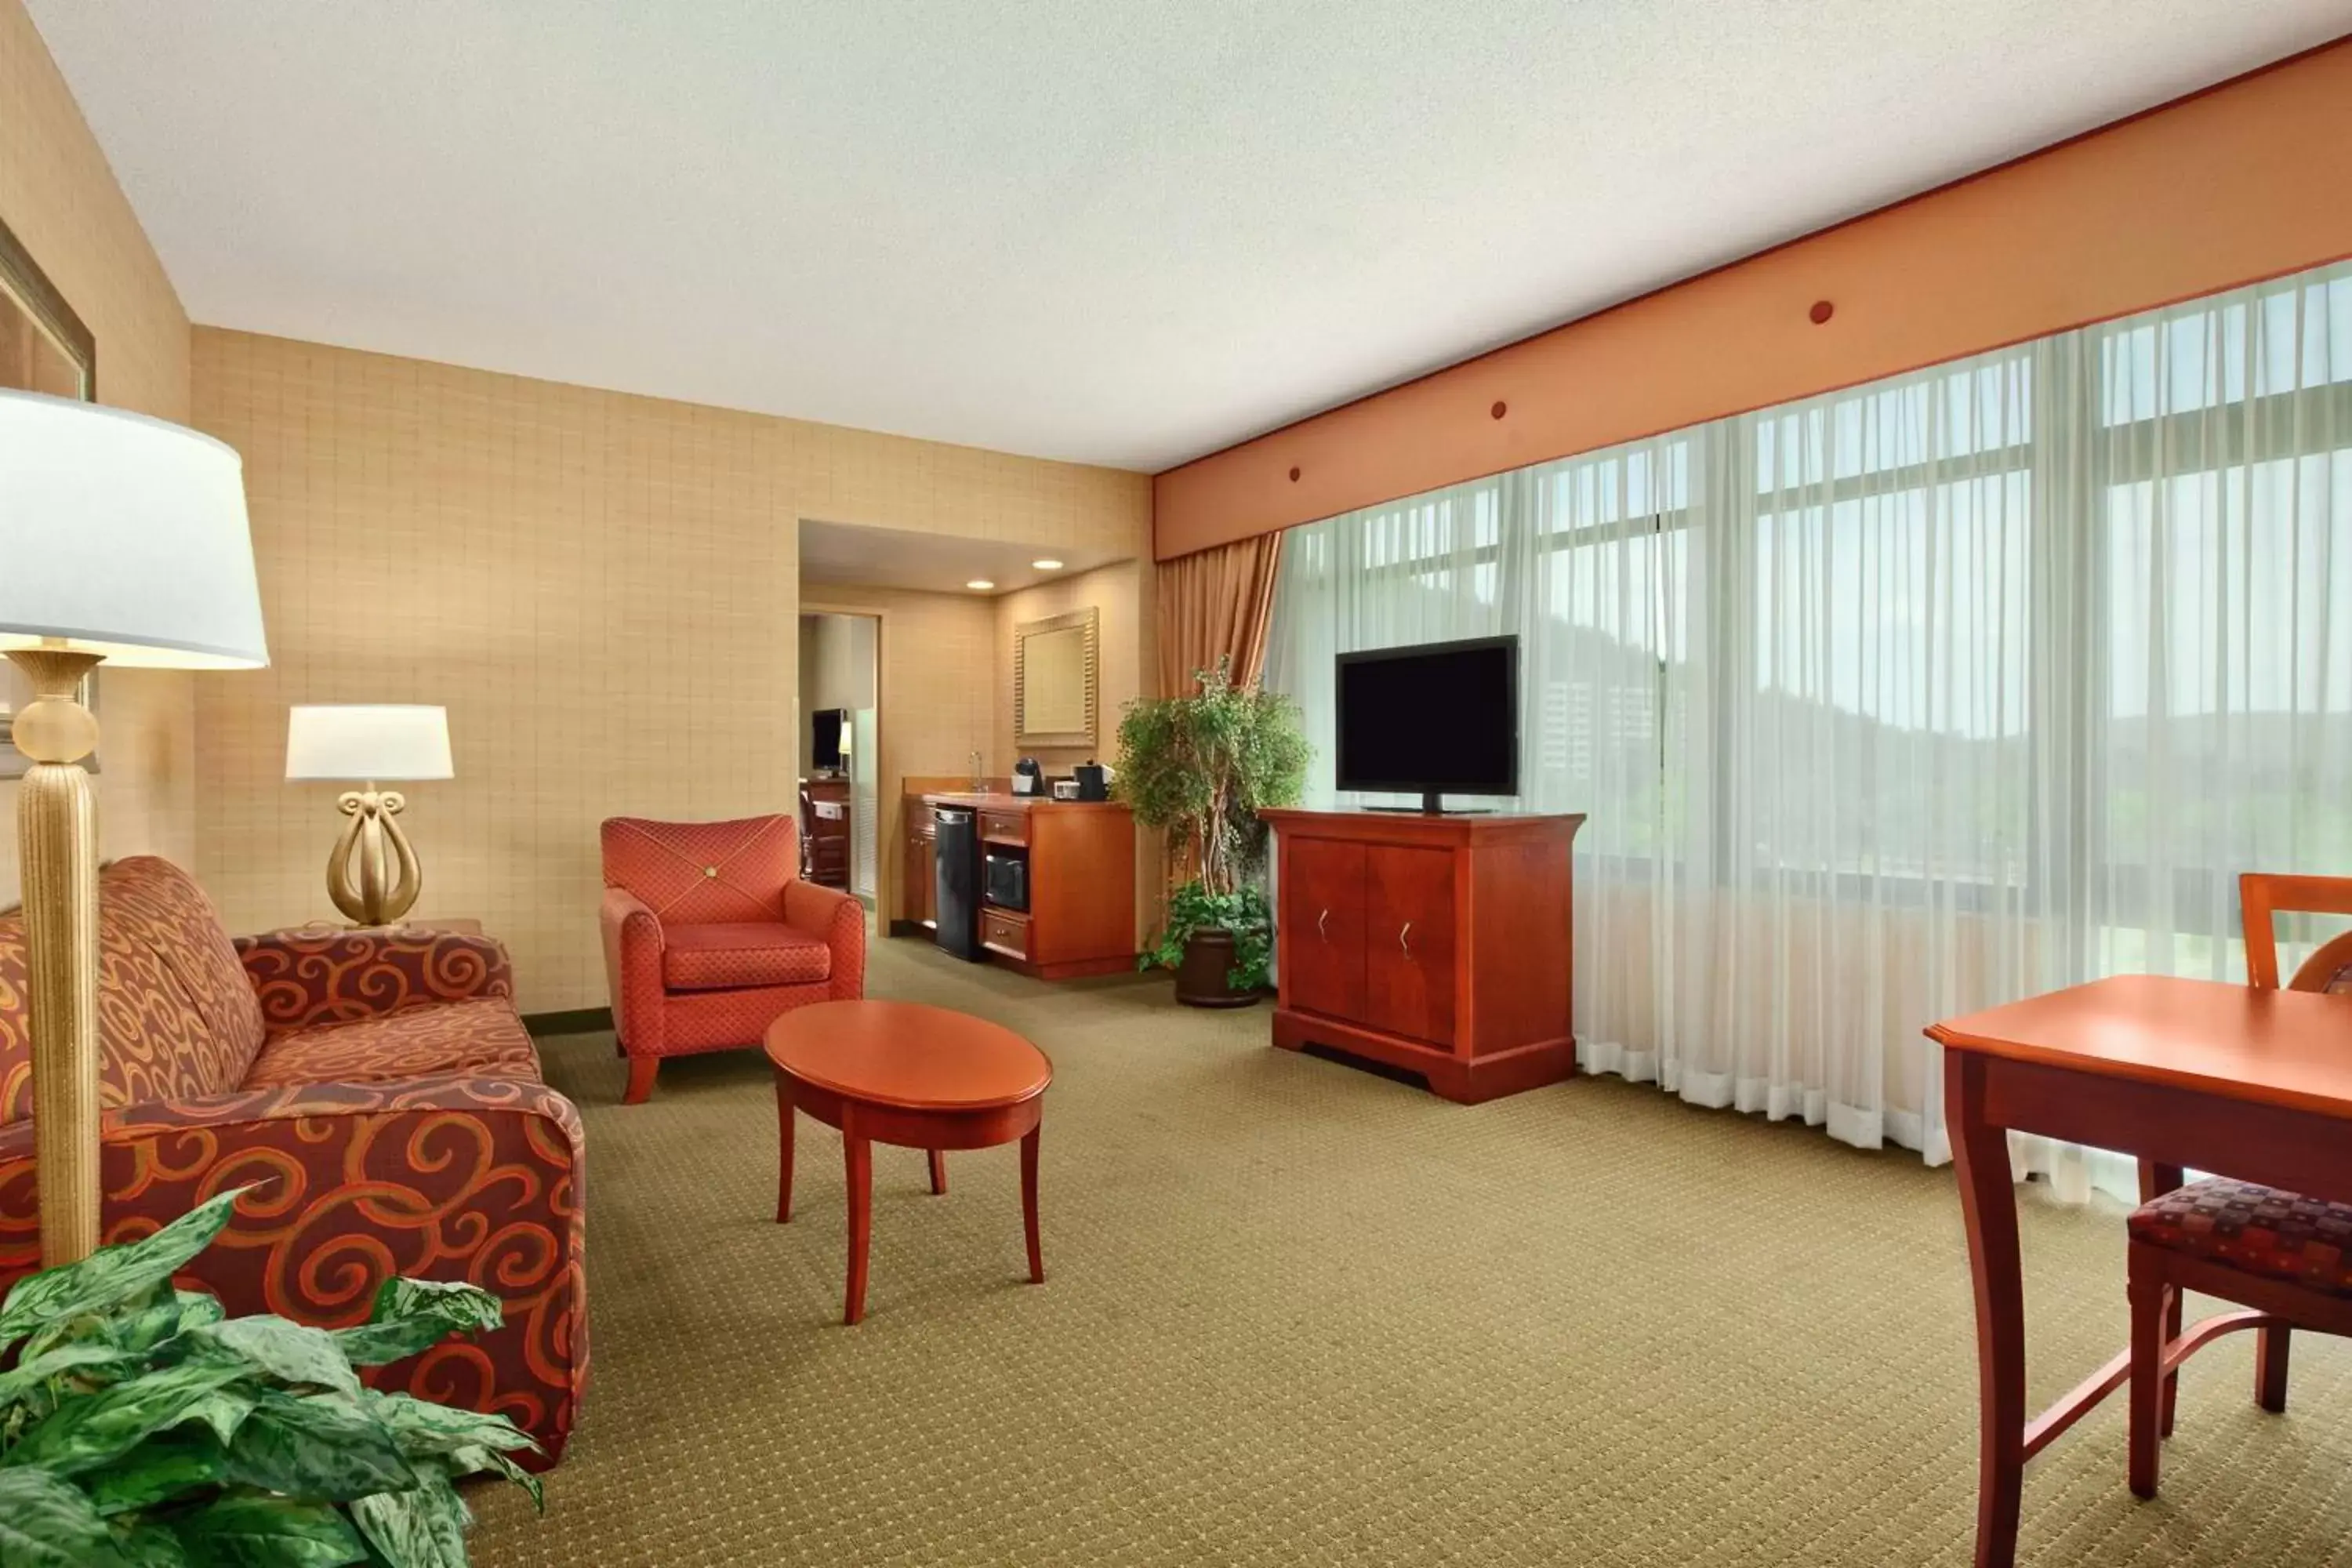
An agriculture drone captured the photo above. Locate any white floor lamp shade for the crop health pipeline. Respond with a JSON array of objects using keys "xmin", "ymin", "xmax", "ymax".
[
  {"xmin": 0, "ymin": 391, "xmax": 269, "ymax": 667},
  {"xmin": 0, "ymin": 389, "xmax": 268, "ymax": 1266}
]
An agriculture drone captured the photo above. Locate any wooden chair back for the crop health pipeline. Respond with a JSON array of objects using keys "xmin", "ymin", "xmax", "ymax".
[{"xmin": 2239, "ymin": 873, "xmax": 2352, "ymax": 992}]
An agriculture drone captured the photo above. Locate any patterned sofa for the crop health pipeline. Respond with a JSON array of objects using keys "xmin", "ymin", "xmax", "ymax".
[{"xmin": 0, "ymin": 856, "xmax": 586, "ymax": 1465}]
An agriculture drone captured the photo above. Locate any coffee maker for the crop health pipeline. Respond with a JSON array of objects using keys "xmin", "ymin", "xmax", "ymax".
[{"xmin": 1011, "ymin": 757, "xmax": 1044, "ymax": 796}]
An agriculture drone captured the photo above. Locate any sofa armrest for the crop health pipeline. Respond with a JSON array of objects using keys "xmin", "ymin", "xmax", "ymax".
[
  {"xmin": 784, "ymin": 878, "xmax": 867, "ymax": 1000},
  {"xmin": 0, "ymin": 1074, "xmax": 586, "ymax": 1465},
  {"xmin": 235, "ymin": 927, "xmax": 514, "ymax": 1033},
  {"xmin": 599, "ymin": 887, "xmax": 666, "ymax": 1052}
]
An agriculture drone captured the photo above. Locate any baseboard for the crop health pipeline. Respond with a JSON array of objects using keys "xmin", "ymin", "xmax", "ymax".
[{"xmin": 524, "ymin": 1006, "xmax": 613, "ymax": 1038}]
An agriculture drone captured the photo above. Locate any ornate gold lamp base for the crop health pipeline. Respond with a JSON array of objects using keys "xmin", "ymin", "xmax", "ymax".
[
  {"xmin": 7, "ymin": 646, "xmax": 104, "ymax": 1267},
  {"xmin": 326, "ymin": 786, "xmax": 423, "ymax": 927}
]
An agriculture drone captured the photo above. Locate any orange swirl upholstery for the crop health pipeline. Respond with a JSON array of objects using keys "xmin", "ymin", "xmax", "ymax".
[
  {"xmin": 598, "ymin": 814, "xmax": 866, "ymax": 1102},
  {"xmin": 234, "ymin": 925, "xmax": 514, "ymax": 1032},
  {"xmin": 0, "ymin": 858, "xmax": 586, "ymax": 1466},
  {"xmin": 0, "ymin": 857, "xmax": 265, "ymax": 1124}
]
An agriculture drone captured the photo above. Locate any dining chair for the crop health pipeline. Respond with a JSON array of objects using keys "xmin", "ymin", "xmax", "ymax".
[{"xmin": 2124, "ymin": 872, "xmax": 2352, "ymax": 1498}]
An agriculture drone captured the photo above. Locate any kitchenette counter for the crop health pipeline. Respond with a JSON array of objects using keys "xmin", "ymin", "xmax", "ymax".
[{"xmin": 903, "ymin": 789, "xmax": 1135, "ymax": 980}]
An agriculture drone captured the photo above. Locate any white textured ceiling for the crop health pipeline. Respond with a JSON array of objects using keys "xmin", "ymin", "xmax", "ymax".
[{"xmin": 29, "ymin": 2, "xmax": 2352, "ymax": 471}]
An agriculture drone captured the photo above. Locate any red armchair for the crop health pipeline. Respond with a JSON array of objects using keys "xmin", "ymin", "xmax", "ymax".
[
  {"xmin": 599, "ymin": 814, "xmax": 866, "ymax": 1102},
  {"xmin": 0, "ymin": 857, "xmax": 586, "ymax": 1466}
]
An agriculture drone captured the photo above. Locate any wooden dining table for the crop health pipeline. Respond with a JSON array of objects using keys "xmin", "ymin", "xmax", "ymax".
[{"xmin": 1928, "ymin": 974, "xmax": 2352, "ymax": 1568}]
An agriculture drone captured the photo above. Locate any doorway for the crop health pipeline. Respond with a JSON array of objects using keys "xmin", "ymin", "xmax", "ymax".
[{"xmin": 798, "ymin": 611, "xmax": 880, "ymax": 906}]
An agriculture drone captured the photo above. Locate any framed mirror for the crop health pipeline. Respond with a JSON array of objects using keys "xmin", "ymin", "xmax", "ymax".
[
  {"xmin": 1014, "ymin": 607, "xmax": 1098, "ymax": 750},
  {"xmin": 1, "ymin": 211, "xmax": 100, "ymax": 779}
]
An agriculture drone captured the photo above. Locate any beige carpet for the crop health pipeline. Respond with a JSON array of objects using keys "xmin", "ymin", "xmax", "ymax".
[{"xmin": 469, "ymin": 937, "xmax": 2352, "ymax": 1566}]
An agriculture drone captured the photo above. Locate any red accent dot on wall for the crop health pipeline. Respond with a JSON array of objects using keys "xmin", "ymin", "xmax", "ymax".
[
  {"xmin": 1809, "ymin": 300, "xmax": 1835, "ymax": 325},
  {"xmin": 1288, "ymin": 466, "xmax": 1301, "ymax": 482},
  {"xmin": 1490, "ymin": 401, "xmax": 1508, "ymax": 419}
]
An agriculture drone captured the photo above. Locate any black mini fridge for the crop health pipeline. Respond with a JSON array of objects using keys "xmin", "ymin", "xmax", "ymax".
[{"xmin": 931, "ymin": 807, "xmax": 984, "ymax": 961}]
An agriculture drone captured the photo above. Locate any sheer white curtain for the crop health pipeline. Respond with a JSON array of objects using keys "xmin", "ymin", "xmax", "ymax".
[{"xmin": 1266, "ymin": 260, "xmax": 2352, "ymax": 1200}]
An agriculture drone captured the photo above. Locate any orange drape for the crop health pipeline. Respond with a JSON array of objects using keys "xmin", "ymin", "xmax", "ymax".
[{"xmin": 1154, "ymin": 532, "xmax": 1283, "ymax": 697}]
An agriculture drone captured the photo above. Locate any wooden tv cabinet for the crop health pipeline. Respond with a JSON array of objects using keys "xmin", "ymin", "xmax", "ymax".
[{"xmin": 1261, "ymin": 808, "xmax": 1584, "ymax": 1103}]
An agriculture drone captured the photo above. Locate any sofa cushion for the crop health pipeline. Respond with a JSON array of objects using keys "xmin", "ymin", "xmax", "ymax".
[
  {"xmin": 0, "ymin": 856, "xmax": 265, "ymax": 1124},
  {"xmin": 660, "ymin": 922, "xmax": 832, "ymax": 992},
  {"xmin": 242, "ymin": 999, "xmax": 541, "ymax": 1090}
]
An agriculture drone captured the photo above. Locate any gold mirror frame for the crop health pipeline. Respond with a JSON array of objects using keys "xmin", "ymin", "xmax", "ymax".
[
  {"xmin": 0, "ymin": 212, "xmax": 99, "ymax": 782},
  {"xmin": 1014, "ymin": 607, "xmax": 1098, "ymax": 750}
]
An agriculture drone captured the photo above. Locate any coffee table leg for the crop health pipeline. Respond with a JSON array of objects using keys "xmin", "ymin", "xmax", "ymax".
[
  {"xmin": 1022, "ymin": 1124, "xmax": 1044, "ymax": 1284},
  {"xmin": 844, "ymin": 1132, "xmax": 873, "ymax": 1325},
  {"xmin": 928, "ymin": 1149, "xmax": 948, "ymax": 1196},
  {"xmin": 774, "ymin": 1075, "xmax": 795, "ymax": 1224}
]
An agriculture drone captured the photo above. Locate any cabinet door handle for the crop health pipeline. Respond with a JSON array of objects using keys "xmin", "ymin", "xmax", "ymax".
[
  {"xmin": 1399, "ymin": 921, "xmax": 1413, "ymax": 954},
  {"xmin": 1317, "ymin": 908, "xmax": 1330, "ymax": 940}
]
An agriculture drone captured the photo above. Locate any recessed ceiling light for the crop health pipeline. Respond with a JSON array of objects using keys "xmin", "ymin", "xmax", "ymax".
[
  {"xmin": 965, "ymin": 579, "xmax": 994, "ymax": 590},
  {"xmin": 1032, "ymin": 558, "xmax": 1064, "ymax": 571}
]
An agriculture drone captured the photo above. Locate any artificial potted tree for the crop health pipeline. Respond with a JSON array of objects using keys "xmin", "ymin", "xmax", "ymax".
[{"xmin": 1117, "ymin": 659, "xmax": 1308, "ymax": 1006}]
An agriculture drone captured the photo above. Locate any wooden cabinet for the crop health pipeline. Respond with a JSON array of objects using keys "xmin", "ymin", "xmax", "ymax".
[
  {"xmin": 1363, "ymin": 844, "xmax": 1457, "ymax": 1045},
  {"xmin": 979, "ymin": 906, "xmax": 1030, "ymax": 960},
  {"xmin": 896, "ymin": 800, "xmax": 938, "ymax": 932},
  {"xmin": 906, "ymin": 792, "xmax": 1135, "ymax": 981},
  {"xmin": 801, "ymin": 777, "xmax": 851, "ymax": 888},
  {"xmin": 1284, "ymin": 838, "xmax": 1367, "ymax": 1023},
  {"xmin": 1263, "ymin": 808, "xmax": 1584, "ymax": 1104}
]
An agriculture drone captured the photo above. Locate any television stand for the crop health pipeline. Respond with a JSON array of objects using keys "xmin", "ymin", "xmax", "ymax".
[
  {"xmin": 1260, "ymin": 808, "xmax": 1585, "ymax": 1102},
  {"xmin": 1367, "ymin": 793, "xmax": 1494, "ymax": 816}
]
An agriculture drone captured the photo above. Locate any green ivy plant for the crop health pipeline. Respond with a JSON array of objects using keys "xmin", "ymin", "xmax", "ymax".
[
  {"xmin": 1139, "ymin": 881, "xmax": 1275, "ymax": 990},
  {"xmin": 0, "ymin": 1187, "xmax": 541, "ymax": 1567},
  {"xmin": 1118, "ymin": 659, "xmax": 1308, "ymax": 990}
]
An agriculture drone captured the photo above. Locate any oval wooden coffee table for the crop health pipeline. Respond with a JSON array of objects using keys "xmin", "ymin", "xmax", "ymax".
[{"xmin": 766, "ymin": 999, "xmax": 1052, "ymax": 1325}]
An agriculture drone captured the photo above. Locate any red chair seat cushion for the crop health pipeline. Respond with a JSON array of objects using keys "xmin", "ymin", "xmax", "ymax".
[
  {"xmin": 660, "ymin": 923, "xmax": 833, "ymax": 992},
  {"xmin": 2129, "ymin": 1177, "xmax": 2352, "ymax": 1298},
  {"xmin": 243, "ymin": 999, "xmax": 542, "ymax": 1088}
]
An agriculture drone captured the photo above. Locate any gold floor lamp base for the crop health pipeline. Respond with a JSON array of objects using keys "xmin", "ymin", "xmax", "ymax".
[
  {"xmin": 8, "ymin": 647, "xmax": 105, "ymax": 1267},
  {"xmin": 326, "ymin": 786, "xmax": 423, "ymax": 927}
]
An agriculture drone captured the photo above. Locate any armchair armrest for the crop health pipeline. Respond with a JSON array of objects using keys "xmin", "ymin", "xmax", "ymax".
[
  {"xmin": 599, "ymin": 887, "xmax": 666, "ymax": 1052},
  {"xmin": 235, "ymin": 927, "xmax": 513, "ymax": 1034},
  {"xmin": 784, "ymin": 878, "xmax": 867, "ymax": 1000},
  {"xmin": 0, "ymin": 1074, "xmax": 586, "ymax": 1464}
]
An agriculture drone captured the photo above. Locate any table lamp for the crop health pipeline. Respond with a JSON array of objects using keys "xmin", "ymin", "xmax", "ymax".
[
  {"xmin": 0, "ymin": 389, "xmax": 268, "ymax": 1267},
  {"xmin": 285, "ymin": 704, "xmax": 452, "ymax": 927}
]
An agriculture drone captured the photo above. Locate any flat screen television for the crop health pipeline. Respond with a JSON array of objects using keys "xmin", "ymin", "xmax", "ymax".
[
  {"xmin": 811, "ymin": 707, "xmax": 848, "ymax": 772},
  {"xmin": 1336, "ymin": 635, "xmax": 1519, "ymax": 813}
]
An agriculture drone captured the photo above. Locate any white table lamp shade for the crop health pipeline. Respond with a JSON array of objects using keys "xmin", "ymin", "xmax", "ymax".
[
  {"xmin": 0, "ymin": 390, "xmax": 268, "ymax": 669},
  {"xmin": 286, "ymin": 705, "xmax": 454, "ymax": 781}
]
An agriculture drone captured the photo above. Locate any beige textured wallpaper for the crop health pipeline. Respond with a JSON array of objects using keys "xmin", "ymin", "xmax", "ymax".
[
  {"xmin": 994, "ymin": 561, "xmax": 1149, "ymax": 778},
  {"xmin": 190, "ymin": 328, "xmax": 1150, "ymax": 1011},
  {"xmin": 995, "ymin": 561, "xmax": 1160, "ymax": 943},
  {"xmin": 0, "ymin": 0, "xmax": 198, "ymax": 908}
]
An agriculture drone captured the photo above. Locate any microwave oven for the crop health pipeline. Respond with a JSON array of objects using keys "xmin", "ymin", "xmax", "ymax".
[{"xmin": 982, "ymin": 850, "xmax": 1029, "ymax": 912}]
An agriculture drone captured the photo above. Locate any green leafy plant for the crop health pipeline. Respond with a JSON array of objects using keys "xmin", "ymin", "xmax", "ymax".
[
  {"xmin": 1139, "ymin": 881, "xmax": 1274, "ymax": 990},
  {"xmin": 0, "ymin": 1188, "xmax": 540, "ymax": 1567},
  {"xmin": 1118, "ymin": 659, "xmax": 1309, "ymax": 989}
]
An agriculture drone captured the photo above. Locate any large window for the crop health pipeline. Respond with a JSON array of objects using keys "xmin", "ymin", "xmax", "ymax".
[{"xmin": 1265, "ymin": 260, "xmax": 2352, "ymax": 1192}]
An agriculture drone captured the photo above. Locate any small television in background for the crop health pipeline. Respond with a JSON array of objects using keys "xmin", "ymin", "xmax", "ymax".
[
  {"xmin": 811, "ymin": 707, "xmax": 849, "ymax": 773},
  {"xmin": 1335, "ymin": 635, "xmax": 1519, "ymax": 814}
]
